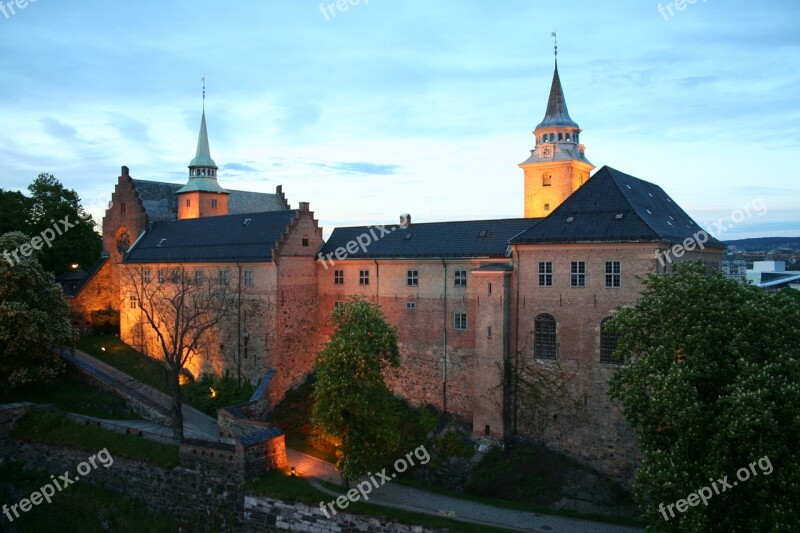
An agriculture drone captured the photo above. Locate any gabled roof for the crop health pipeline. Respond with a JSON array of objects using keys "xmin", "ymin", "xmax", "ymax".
[
  {"xmin": 536, "ymin": 63, "xmax": 579, "ymax": 130},
  {"xmin": 510, "ymin": 166, "xmax": 724, "ymax": 247},
  {"xmin": 131, "ymin": 179, "xmax": 288, "ymax": 222},
  {"xmin": 320, "ymin": 218, "xmax": 539, "ymax": 259},
  {"xmin": 124, "ymin": 210, "xmax": 297, "ymax": 263}
]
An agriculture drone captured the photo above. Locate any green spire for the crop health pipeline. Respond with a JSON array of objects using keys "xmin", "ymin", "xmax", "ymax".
[{"xmin": 189, "ymin": 111, "xmax": 217, "ymax": 168}]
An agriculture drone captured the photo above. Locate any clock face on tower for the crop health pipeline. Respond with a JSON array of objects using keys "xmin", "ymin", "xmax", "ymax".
[{"xmin": 539, "ymin": 145, "xmax": 553, "ymax": 159}]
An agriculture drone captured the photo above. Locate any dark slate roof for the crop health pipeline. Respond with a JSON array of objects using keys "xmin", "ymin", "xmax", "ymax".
[
  {"xmin": 131, "ymin": 179, "xmax": 287, "ymax": 222},
  {"xmin": 473, "ymin": 263, "xmax": 513, "ymax": 272},
  {"xmin": 239, "ymin": 427, "xmax": 285, "ymax": 445},
  {"xmin": 510, "ymin": 166, "xmax": 725, "ymax": 247},
  {"xmin": 124, "ymin": 210, "xmax": 297, "ymax": 263},
  {"xmin": 250, "ymin": 369, "xmax": 276, "ymax": 402},
  {"xmin": 320, "ymin": 218, "xmax": 540, "ymax": 259}
]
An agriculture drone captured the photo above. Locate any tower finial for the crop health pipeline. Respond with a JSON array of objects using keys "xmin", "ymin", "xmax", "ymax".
[
  {"xmin": 551, "ymin": 31, "xmax": 558, "ymax": 64},
  {"xmin": 201, "ymin": 76, "xmax": 206, "ymax": 112}
]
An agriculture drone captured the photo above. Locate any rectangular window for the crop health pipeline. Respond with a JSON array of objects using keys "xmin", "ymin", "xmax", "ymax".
[
  {"xmin": 157, "ymin": 270, "xmax": 165, "ymax": 283},
  {"xmin": 244, "ymin": 270, "xmax": 254, "ymax": 287},
  {"xmin": 571, "ymin": 261, "xmax": 586, "ymax": 287},
  {"xmin": 120, "ymin": 202, "xmax": 126, "ymax": 214},
  {"xmin": 130, "ymin": 295, "xmax": 138, "ymax": 309},
  {"xmin": 406, "ymin": 302, "xmax": 416, "ymax": 309},
  {"xmin": 407, "ymin": 270, "xmax": 419, "ymax": 286},
  {"xmin": 334, "ymin": 301, "xmax": 344, "ymax": 309},
  {"xmin": 334, "ymin": 270, "xmax": 344, "ymax": 285},
  {"xmin": 185, "ymin": 199, "xmax": 190, "ymax": 207},
  {"xmin": 171, "ymin": 270, "xmax": 180, "ymax": 284},
  {"xmin": 302, "ymin": 236, "xmax": 309, "ymax": 247},
  {"xmin": 194, "ymin": 270, "xmax": 203, "ymax": 285},
  {"xmin": 454, "ymin": 312, "xmax": 467, "ymax": 331},
  {"xmin": 605, "ymin": 261, "xmax": 621, "ymax": 288},
  {"xmin": 219, "ymin": 270, "xmax": 229, "ymax": 285},
  {"xmin": 211, "ymin": 199, "xmax": 218, "ymax": 208},
  {"xmin": 143, "ymin": 270, "xmax": 151, "ymax": 283},
  {"xmin": 454, "ymin": 269, "xmax": 467, "ymax": 287},
  {"xmin": 487, "ymin": 326, "xmax": 493, "ymax": 339},
  {"xmin": 538, "ymin": 261, "xmax": 553, "ymax": 287},
  {"xmin": 359, "ymin": 270, "xmax": 369, "ymax": 286}
]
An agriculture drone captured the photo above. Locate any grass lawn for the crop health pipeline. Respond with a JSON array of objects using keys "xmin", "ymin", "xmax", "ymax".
[
  {"xmin": 13, "ymin": 408, "xmax": 179, "ymax": 469},
  {"xmin": 76, "ymin": 335, "xmax": 169, "ymax": 393},
  {"xmin": 0, "ymin": 459, "xmax": 181, "ymax": 532},
  {"xmin": 0, "ymin": 365, "xmax": 141, "ymax": 420},
  {"xmin": 76, "ymin": 335, "xmax": 254, "ymax": 417},
  {"xmin": 247, "ymin": 468, "xmax": 517, "ymax": 533}
]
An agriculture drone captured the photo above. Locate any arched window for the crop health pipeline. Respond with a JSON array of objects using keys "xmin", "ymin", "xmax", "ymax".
[
  {"xmin": 542, "ymin": 174, "xmax": 552, "ymax": 187},
  {"xmin": 534, "ymin": 314, "xmax": 557, "ymax": 360},
  {"xmin": 565, "ymin": 133, "xmax": 570, "ymax": 141},
  {"xmin": 558, "ymin": 133, "xmax": 563, "ymax": 141},
  {"xmin": 549, "ymin": 133, "xmax": 555, "ymax": 142},
  {"xmin": 600, "ymin": 318, "xmax": 621, "ymax": 364}
]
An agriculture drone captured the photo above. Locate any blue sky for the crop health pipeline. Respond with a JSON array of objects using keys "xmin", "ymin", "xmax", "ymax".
[{"xmin": 1, "ymin": 0, "xmax": 798, "ymax": 239}]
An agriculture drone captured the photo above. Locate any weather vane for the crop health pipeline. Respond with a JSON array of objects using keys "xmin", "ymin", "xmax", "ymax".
[
  {"xmin": 201, "ymin": 76, "xmax": 206, "ymax": 111},
  {"xmin": 551, "ymin": 31, "xmax": 557, "ymax": 59}
]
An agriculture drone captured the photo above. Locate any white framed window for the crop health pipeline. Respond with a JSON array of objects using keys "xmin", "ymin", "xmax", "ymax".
[
  {"xmin": 605, "ymin": 261, "xmax": 621, "ymax": 288},
  {"xmin": 195, "ymin": 270, "xmax": 203, "ymax": 285},
  {"xmin": 359, "ymin": 270, "xmax": 369, "ymax": 285},
  {"xmin": 143, "ymin": 270, "xmax": 151, "ymax": 283},
  {"xmin": 406, "ymin": 302, "xmax": 416, "ymax": 310},
  {"xmin": 454, "ymin": 312, "xmax": 467, "ymax": 331},
  {"xmin": 571, "ymin": 261, "xmax": 586, "ymax": 287},
  {"xmin": 407, "ymin": 270, "xmax": 419, "ymax": 286},
  {"xmin": 219, "ymin": 270, "xmax": 229, "ymax": 285},
  {"xmin": 538, "ymin": 262, "xmax": 553, "ymax": 287},
  {"xmin": 244, "ymin": 270, "xmax": 254, "ymax": 287},
  {"xmin": 454, "ymin": 269, "xmax": 467, "ymax": 287},
  {"xmin": 334, "ymin": 301, "xmax": 344, "ymax": 309},
  {"xmin": 157, "ymin": 270, "xmax": 165, "ymax": 283},
  {"xmin": 334, "ymin": 270, "xmax": 344, "ymax": 285}
]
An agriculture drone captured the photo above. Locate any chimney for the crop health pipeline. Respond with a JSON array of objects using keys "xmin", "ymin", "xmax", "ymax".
[
  {"xmin": 299, "ymin": 202, "xmax": 310, "ymax": 212},
  {"xmin": 121, "ymin": 166, "xmax": 129, "ymax": 177},
  {"xmin": 400, "ymin": 213, "xmax": 411, "ymax": 228}
]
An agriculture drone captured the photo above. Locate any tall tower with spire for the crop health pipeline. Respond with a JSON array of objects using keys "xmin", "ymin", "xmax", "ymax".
[
  {"xmin": 520, "ymin": 37, "xmax": 594, "ymax": 218},
  {"xmin": 177, "ymin": 107, "xmax": 230, "ymax": 220}
]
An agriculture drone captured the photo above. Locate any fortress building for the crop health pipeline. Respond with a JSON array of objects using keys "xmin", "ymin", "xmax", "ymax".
[{"xmin": 68, "ymin": 58, "xmax": 724, "ymax": 484}]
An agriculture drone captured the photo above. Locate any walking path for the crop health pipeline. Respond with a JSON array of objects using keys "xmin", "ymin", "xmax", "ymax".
[{"xmin": 60, "ymin": 349, "xmax": 641, "ymax": 533}]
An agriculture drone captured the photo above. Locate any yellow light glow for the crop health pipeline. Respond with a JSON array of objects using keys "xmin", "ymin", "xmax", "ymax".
[
  {"xmin": 209, "ymin": 387, "xmax": 217, "ymax": 398},
  {"xmin": 179, "ymin": 374, "xmax": 191, "ymax": 386}
]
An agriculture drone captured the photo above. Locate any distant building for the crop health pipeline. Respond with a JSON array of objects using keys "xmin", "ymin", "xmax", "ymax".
[
  {"xmin": 722, "ymin": 259, "xmax": 748, "ymax": 283},
  {"xmin": 68, "ymin": 58, "xmax": 725, "ymax": 484},
  {"xmin": 747, "ymin": 261, "xmax": 800, "ymax": 291}
]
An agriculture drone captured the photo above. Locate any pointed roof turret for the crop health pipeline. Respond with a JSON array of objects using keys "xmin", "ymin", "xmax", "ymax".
[
  {"xmin": 177, "ymin": 110, "xmax": 227, "ymax": 195},
  {"xmin": 189, "ymin": 111, "xmax": 217, "ymax": 168},
  {"xmin": 536, "ymin": 62, "xmax": 579, "ymax": 130}
]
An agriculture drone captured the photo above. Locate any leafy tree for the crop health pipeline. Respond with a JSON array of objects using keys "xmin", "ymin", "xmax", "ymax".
[
  {"xmin": 0, "ymin": 232, "xmax": 76, "ymax": 388},
  {"xmin": 608, "ymin": 262, "xmax": 800, "ymax": 531},
  {"xmin": 0, "ymin": 189, "xmax": 33, "ymax": 236},
  {"xmin": 122, "ymin": 265, "xmax": 235, "ymax": 440},
  {"xmin": 313, "ymin": 297, "xmax": 402, "ymax": 481},
  {"xmin": 28, "ymin": 173, "xmax": 101, "ymax": 275}
]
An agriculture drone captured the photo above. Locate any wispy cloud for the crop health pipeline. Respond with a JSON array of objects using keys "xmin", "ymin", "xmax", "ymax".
[
  {"xmin": 313, "ymin": 161, "xmax": 401, "ymax": 175},
  {"xmin": 222, "ymin": 162, "xmax": 257, "ymax": 172},
  {"xmin": 41, "ymin": 118, "xmax": 77, "ymax": 139}
]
